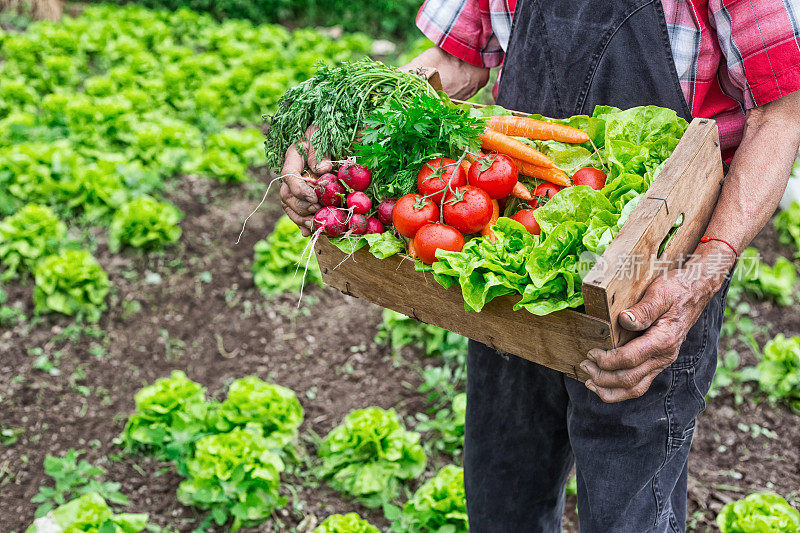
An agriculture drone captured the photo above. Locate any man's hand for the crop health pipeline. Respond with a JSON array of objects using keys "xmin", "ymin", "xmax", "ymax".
[
  {"xmin": 580, "ymin": 90, "xmax": 800, "ymax": 403},
  {"xmin": 580, "ymin": 243, "xmax": 735, "ymax": 402},
  {"xmin": 401, "ymin": 46, "xmax": 490, "ymax": 100},
  {"xmin": 280, "ymin": 47, "xmax": 489, "ymax": 234},
  {"xmin": 279, "ymin": 125, "xmax": 331, "ymax": 236}
]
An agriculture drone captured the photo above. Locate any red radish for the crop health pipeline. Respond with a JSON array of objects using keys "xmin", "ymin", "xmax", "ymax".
[
  {"xmin": 348, "ymin": 213, "xmax": 369, "ymax": 235},
  {"xmin": 313, "ymin": 207, "xmax": 347, "ymax": 237},
  {"xmin": 342, "ymin": 164, "xmax": 372, "ymax": 191},
  {"xmin": 378, "ymin": 198, "xmax": 396, "ymax": 225},
  {"xmin": 316, "ymin": 174, "xmax": 345, "ymax": 207},
  {"xmin": 346, "ymin": 191, "xmax": 372, "ymax": 214},
  {"xmin": 366, "ymin": 217, "xmax": 384, "ymax": 234},
  {"xmin": 337, "ymin": 165, "xmax": 351, "ymax": 182}
]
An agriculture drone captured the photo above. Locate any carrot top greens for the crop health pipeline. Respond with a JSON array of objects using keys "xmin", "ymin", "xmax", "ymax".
[{"xmin": 264, "ymin": 59, "xmax": 437, "ymax": 172}]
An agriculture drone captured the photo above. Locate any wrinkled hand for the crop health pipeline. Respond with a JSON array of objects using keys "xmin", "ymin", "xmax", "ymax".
[
  {"xmin": 580, "ymin": 254, "xmax": 730, "ymax": 402},
  {"xmin": 279, "ymin": 125, "xmax": 332, "ymax": 236}
]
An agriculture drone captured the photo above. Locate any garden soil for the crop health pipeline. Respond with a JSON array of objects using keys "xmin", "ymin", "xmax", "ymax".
[{"xmin": 1, "ymin": 175, "xmax": 797, "ymax": 532}]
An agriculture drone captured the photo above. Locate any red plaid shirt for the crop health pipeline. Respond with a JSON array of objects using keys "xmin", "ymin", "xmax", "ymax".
[{"xmin": 417, "ymin": 0, "xmax": 800, "ymax": 158}]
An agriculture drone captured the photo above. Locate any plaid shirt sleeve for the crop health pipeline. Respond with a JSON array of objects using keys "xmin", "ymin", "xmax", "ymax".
[
  {"xmin": 710, "ymin": 0, "xmax": 800, "ymax": 108},
  {"xmin": 416, "ymin": 0, "xmax": 508, "ymax": 68}
]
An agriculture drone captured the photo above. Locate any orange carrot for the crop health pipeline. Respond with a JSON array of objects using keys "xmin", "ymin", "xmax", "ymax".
[
  {"xmin": 486, "ymin": 115, "xmax": 590, "ymax": 144},
  {"xmin": 511, "ymin": 181, "xmax": 533, "ymax": 201},
  {"xmin": 510, "ymin": 158, "xmax": 572, "ymax": 187},
  {"xmin": 408, "ymin": 238, "xmax": 417, "ymax": 258},
  {"xmin": 480, "ymin": 199, "xmax": 501, "ymax": 243},
  {"xmin": 480, "ymin": 128, "xmax": 554, "ymax": 168}
]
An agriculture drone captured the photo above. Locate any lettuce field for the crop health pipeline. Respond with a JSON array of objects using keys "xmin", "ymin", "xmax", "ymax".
[{"xmin": 0, "ymin": 4, "xmax": 799, "ymax": 532}]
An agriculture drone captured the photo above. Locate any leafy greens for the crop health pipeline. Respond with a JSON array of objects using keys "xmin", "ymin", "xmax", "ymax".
[
  {"xmin": 354, "ymin": 104, "xmax": 689, "ymax": 315},
  {"xmin": 316, "ymin": 407, "xmax": 427, "ymax": 508},
  {"xmin": 717, "ymin": 492, "xmax": 800, "ymax": 533},
  {"xmin": 355, "ymin": 93, "xmax": 483, "ymax": 200},
  {"xmin": 392, "ymin": 465, "xmax": 468, "ymax": 533}
]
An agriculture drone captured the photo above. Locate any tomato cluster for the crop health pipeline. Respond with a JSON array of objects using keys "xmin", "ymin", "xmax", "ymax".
[{"xmin": 387, "ymin": 155, "xmax": 608, "ymax": 265}]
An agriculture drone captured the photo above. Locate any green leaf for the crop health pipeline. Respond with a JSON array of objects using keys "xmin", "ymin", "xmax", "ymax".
[
  {"xmin": 108, "ymin": 195, "xmax": 183, "ymax": 253},
  {"xmin": 252, "ymin": 215, "xmax": 322, "ymax": 296},
  {"xmin": 717, "ymin": 492, "xmax": 800, "ymax": 532},
  {"xmin": 314, "ymin": 513, "xmax": 380, "ymax": 533},
  {"xmin": 317, "ymin": 407, "xmax": 427, "ymax": 507},
  {"xmin": 393, "ymin": 465, "xmax": 467, "ymax": 533},
  {"xmin": 32, "ymin": 250, "xmax": 109, "ymax": 321},
  {"xmin": 210, "ymin": 376, "xmax": 304, "ymax": 451}
]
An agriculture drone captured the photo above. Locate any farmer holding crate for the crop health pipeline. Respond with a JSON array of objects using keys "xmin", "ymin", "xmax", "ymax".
[{"xmin": 280, "ymin": 0, "xmax": 800, "ymax": 530}]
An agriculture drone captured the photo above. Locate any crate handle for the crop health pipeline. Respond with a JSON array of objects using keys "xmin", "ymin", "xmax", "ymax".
[
  {"xmin": 657, "ymin": 212, "xmax": 684, "ymax": 258},
  {"xmin": 581, "ymin": 118, "xmax": 724, "ymax": 347}
]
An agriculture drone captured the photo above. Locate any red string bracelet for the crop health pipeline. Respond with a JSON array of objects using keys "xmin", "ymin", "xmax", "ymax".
[{"xmin": 700, "ymin": 236, "xmax": 738, "ymax": 257}]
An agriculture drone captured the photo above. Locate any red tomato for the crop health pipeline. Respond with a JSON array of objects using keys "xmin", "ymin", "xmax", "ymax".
[
  {"xmin": 467, "ymin": 154, "xmax": 519, "ymax": 199},
  {"xmin": 417, "ymin": 158, "xmax": 467, "ymax": 205},
  {"xmin": 392, "ymin": 194, "xmax": 440, "ymax": 238},
  {"xmin": 414, "ymin": 223, "xmax": 465, "ymax": 264},
  {"xmin": 572, "ymin": 167, "xmax": 607, "ymax": 190},
  {"xmin": 533, "ymin": 182, "xmax": 563, "ymax": 207},
  {"xmin": 442, "ymin": 186, "xmax": 493, "ymax": 234},
  {"xmin": 511, "ymin": 208, "xmax": 541, "ymax": 235}
]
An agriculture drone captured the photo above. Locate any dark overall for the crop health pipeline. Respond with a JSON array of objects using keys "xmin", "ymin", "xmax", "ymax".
[{"xmin": 464, "ymin": 1, "xmax": 730, "ymax": 531}]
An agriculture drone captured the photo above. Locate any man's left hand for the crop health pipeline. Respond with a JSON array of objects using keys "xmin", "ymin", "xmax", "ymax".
[{"xmin": 580, "ymin": 247, "xmax": 734, "ymax": 402}]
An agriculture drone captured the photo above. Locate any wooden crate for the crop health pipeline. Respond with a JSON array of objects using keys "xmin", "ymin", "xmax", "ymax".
[{"xmin": 314, "ymin": 117, "xmax": 724, "ymax": 382}]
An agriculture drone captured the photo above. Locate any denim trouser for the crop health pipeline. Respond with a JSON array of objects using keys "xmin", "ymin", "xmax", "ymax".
[{"xmin": 463, "ymin": 279, "xmax": 729, "ymax": 532}]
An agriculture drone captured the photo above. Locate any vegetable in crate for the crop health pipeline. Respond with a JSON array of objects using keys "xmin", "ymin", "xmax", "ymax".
[
  {"xmin": 265, "ymin": 59, "xmax": 438, "ymax": 172},
  {"xmin": 417, "ymin": 157, "xmax": 468, "ymax": 205},
  {"xmin": 355, "ymin": 92, "xmax": 483, "ymax": 200}
]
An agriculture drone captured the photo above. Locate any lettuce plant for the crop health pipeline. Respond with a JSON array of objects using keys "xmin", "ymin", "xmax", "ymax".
[
  {"xmin": 317, "ymin": 407, "xmax": 427, "ymax": 508},
  {"xmin": 211, "ymin": 376, "xmax": 304, "ymax": 450},
  {"xmin": 392, "ymin": 465, "xmax": 468, "ymax": 533},
  {"xmin": 33, "ymin": 249, "xmax": 109, "ymax": 321},
  {"xmin": 0, "ymin": 204, "xmax": 66, "ymax": 281},
  {"xmin": 204, "ymin": 127, "xmax": 263, "ymax": 166},
  {"xmin": 122, "ymin": 370, "xmax": 211, "ymax": 462},
  {"xmin": 774, "ymin": 201, "xmax": 800, "ymax": 256},
  {"xmin": 108, "ymin": 195, "xmax": 183, "ymax": 252},
  {"xmin": 717, "ymin": 492, "xmax": 800, "ymax": 532},
  {"xmin": 26, "ymin": 493, "xmax": 148, "ymax": 533},
  {"xmin": 314, "ymin": 513, "xmax": 379, "ymax": 533},
  {"xmin": 415, "ymin": 392, "xmax": 466, "ymax": 457},
  {"xmin": 752, "ymin": 334, "xmax": 800, "ymax": 412},
  {"xmin": 376, "ymin": 309, "xmax": 468, "ymax": 359},
  {"xmin": 177, "ymin": 423, "xmax": 286, "ymax": 531},
  {"xmin": 733, "ymin": 248, "xmax": 797, "ymax": 306},
  {"xmin": 252, "ymin": 215, "xmax": 322, "ymax": 296}
]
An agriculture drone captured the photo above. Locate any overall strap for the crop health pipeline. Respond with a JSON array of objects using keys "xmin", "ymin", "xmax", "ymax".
[{"xmin": 496, "ymin": 0, "xmax": 693, "ymax": 121}]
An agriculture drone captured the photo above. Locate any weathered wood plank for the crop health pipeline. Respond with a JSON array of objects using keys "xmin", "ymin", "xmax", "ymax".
[
  {"xmin": 315, "ymin": 238, "xmax": 612, "ymax": 382},
  {"xmin": 582, "ymin": 118, "xmax": 724, "ymax": 346}
]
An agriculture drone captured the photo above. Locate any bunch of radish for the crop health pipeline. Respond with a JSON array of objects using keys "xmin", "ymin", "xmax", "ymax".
[{"xmin": 310, "ymin": 163, "xmax": 396, "ymax": 238}]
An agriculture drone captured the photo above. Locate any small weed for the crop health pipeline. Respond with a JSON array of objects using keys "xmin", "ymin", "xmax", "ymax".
[{"xmin": 31, "ymin": 449, "xmax": 129, "ymax": 518}]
